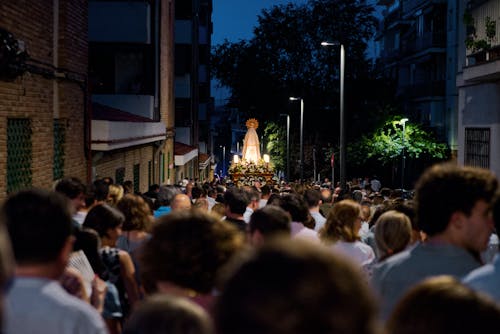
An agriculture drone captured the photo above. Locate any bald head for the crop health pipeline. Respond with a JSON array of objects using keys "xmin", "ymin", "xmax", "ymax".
[{"xmin": 171, "ymin": 194, "xmax": 192, "ymax": 211}]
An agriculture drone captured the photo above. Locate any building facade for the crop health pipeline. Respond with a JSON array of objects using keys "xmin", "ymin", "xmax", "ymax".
[
  {"xmin": 174, "ymin": 0, "xmax": 213, "ymax": 182},
  {"xmin": 376, "ymin": 0, "xmax": 458, "ymax": 153},
  {"xmin": 456, "ymin": 0, "xmax": 500, "ymax": 176},
  {"xmin": 88, "ymin": 0, "xmax": 175, "ymax": 191},
  {"xmin": 0, "ymin": 0, "xmax": 89, "ymax": 199}
]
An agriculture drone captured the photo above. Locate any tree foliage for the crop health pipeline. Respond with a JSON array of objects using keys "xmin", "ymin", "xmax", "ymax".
[
  {"xmin": 263, "ymin": 121, "xmax": 286, "ymax": 172},
  {"xmin": 348, "ymin": 116, "xmax": 450, "ymax": 166},
  {"xmin": 211, "ymin": 0, "xmax": 379, "ymax": 128}
]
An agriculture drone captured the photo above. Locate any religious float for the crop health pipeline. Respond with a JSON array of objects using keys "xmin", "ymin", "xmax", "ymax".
[{"xmin": 229, "ymin": 118, "xmax": 276, "ymax": 186}]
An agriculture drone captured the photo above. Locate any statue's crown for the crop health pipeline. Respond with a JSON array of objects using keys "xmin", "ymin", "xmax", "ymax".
[{"xmin": 246, "ymin": 118, "xmax": 259, "ymax": 129}]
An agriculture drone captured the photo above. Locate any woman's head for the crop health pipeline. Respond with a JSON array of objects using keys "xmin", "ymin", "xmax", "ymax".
[
  {"xmin": 374, "ymin": 210, "xmax": 412, "ymax": 260},
  {"xmin": 116, "ymin": 194, "xmax": 154, "ymax": 232},
  {"xmin": 320, "ymin": 200, "xmax": 361, "ymax": 243},
  {"xmin": 83, "ymin": 204, "xmax": 125, "ymax": 239}
]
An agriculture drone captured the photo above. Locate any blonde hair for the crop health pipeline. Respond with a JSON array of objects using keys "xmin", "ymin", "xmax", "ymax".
[
  {"xmin": 107, "ymin": 184, "xmax": 124, "ymax": 206},
  {"xmin": 374, "ymin": 210, "xmax": 411, "ymax": 260},
  {"xmin": 319, "ymin": 199, "xmax": 361, "ymax": 243}
]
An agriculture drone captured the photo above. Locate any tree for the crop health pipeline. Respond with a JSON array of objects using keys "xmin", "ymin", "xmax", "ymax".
[
  {"xmin": 211, "ymin": 0, "xmax": 380, "ymax": 133},
  {"xmin": 263, "ymin": 121, "xmax": 286, "ymax": 172},
  {"xmin": 347, "ymin": 115, "xmax": 450, "ymax": 186}
]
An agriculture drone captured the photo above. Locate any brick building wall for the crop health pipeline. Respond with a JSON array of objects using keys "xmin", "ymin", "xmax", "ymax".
[
  {"xmin": 94, "ymin": 145, "xmax": 154, "ymax": 194},
  {"xmin": 0, "ymin": 0, "xmax": 88, "ymax": 200}
]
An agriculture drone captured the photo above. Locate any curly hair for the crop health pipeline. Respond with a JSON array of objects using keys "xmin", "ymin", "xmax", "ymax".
[
  {"xmin": 319, "ymin": 199, "xmax": 361, "ymax": 243},
  {"xmin": 117, "ymin": 194, "xmax": 154, "ymax": 232},
  {"xmin": 140, "ymin": 211, "xmax": 244, "ymax": 294}
]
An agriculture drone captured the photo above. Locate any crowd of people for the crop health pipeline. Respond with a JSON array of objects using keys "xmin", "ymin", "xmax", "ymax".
[{"xmin": 1, "ymin": 162, "xmax": 500, "ymax": 333}]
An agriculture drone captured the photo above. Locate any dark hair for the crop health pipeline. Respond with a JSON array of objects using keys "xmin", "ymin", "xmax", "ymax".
[
  {"xmin": 215, "ymin": 238, "xmax": 378, "ymax": 334},
  {"xmin": 279, "ymin": 193, "xmax": 309, "ymax": 223},
  {"xmin": 492, "ymin": 192, "xmax": 500, "ymax": 233},
  {"xmin": 140, "ymin": 211, "xmax": 243, "ymax": 294},
  {"xmin": 415, "ymin": 163, "xmax": 498, "ymax": 236},
  {"xmin": 266, "ymin": 193, "xmax": 281, "ymax": 206},
  {"xmin": 304, "ymin": 189, "xmax": 322, "ymax": 208},
  {"xmin": 93, "ymin": 179, "xmax": 110, "ymax": 202},
  {"xmin": 224, "ymin": 188, "xmax": 249, "ymax": 215},
  {"xmin": 191, "ymin": 186, "xmax": 206, "ymax": 200},
  {"xmin": 83, "ymin": 204, "xmax": 125, "ymax": 238},
  {"xmin": 74, "ymin": 228, "xmax": 106, "ymax": 276},
  {"xmin": 387, "ymin": 276, "xmax": 500, "ymax": 334},
  {"xmin": 249, "ymin": 206, "xmax": 291, "ymax": 237},
  {"xmin": 2, "ymin": 189, "xmax": 72, "ymax": 263},
  {"xmin": 55, "ymin": 177, "xmax": 86, "ymax": 200},
  {"xmin": 123, "ymin": 294, "xmax": 214, "ymax": 334}
]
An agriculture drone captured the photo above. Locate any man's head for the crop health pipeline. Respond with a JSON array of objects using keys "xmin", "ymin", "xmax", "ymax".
[
  {"xmin": 249, "ymin": 206, "xmax": 291, "ymax": 245},
  {"xmin": 55, "ymin": 177, "xmax": 86, "ymax": 213},
  {"xmin": 304, "ymin": 189, "xmax": 322, "ymax": 209},
  {"xmin": 279, "ymin": 193, "xmax": 309, "ymax": 223},
  {"xmin": 224, "ymin": 188, "xmax": 249, "ymax": 217},
  {"xmin": 415, "ymin": 163, "xmax": 497, "ymax": 253},
  {"xmin": 140, "ymin": 211, "xmax": 244, "ymax": 294},
  {"xmin": 215, "ymin": 238, "xmax": 378, "ymax": 334},
  {"xmin": 171, "ymin": 193, "xmax": 192, "ymax": 212},
  {"xmin": 157, "ymin": 185, "xmax": 179, "ymax": 207},
  {"xmin": 2, "ymin": 189, "xmax": 73, "ymax": 270}
]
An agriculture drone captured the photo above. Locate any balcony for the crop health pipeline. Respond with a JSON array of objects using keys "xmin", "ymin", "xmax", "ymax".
[
  {"xmin": 398, "ymin": 80, "xmax": 445, "ymax": 99},
  {"xmin": 464, "ymin": 47, "xmax": 500, "ymax": 83},
  {"xmin": 401, "ymin": 31, "xmax": 446, "ymax": 57},
  {"xmin": 91, "ymin": 103, "xmax": 166, "ymax": 151}
]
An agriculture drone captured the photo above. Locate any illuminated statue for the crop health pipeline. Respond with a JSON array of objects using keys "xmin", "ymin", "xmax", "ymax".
[{"xmin": 242, "ymin": 118, "xmax": 261, "ymax": 163}]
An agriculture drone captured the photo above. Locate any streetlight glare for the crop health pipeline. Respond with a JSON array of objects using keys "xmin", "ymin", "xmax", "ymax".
[
  {"xmin": 289, "ymin": 96, "xmax": 300, "ymax": 101},
  {"xmin": 321, "ymin": 41, "xmax": 339, "ymax": 46},
  {"xmin": 400, "ymin": 118, "xmax": 409, "ymax": 124}
]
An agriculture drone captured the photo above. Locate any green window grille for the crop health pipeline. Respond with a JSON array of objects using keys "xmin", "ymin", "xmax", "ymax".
[
  {"xmin": 115, "ymin": 167, "xmax": 125, "ymax": 185},
  {"xmin": 160, "ymin": 152, "xmax": 164, "ymax": 183},
  {"xmin": 7, "ymin": 118, "xmax": 32, "ymax": 193},
  {"xmin": 133, "ymin": 164, "xmax": 140, "ymax": 193},
  {"xmin": 53, "ymin": 119, "xmax": 66, "ymax": 180},
  {"xmin": 148, "ymin": 160, "xmax": 152, "ymax": 186},
  {"xmin": 167, "ymin": 152, "xmax": 171, "ymax": 180}
]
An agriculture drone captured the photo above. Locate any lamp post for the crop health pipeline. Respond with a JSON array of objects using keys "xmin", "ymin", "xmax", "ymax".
[
  {"xmin": 289, "ymin": 97, "xmax": 304, "ymax": 182},
  {"xmin": 321, "ymin": 41, "xmax": 345, "ymax": 188},
  {"xmin": 220, "ymin": 145, "xmax": 226, "ymax": 177},
  {"xmin": 279, "ymin": 113, "xmax": 290, "ymax": 181},
  {"xmin": 399, "ymin": 118, "xmax": 408, "ymax": 190}
]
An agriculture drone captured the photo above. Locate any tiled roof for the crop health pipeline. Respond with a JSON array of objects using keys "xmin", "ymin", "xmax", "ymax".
[
  {"xmin": 199, "ymin": 153, "xmax": 210, "ymax": 163},
  {"xmin": 174, "ymin": 142, "xmax": 197, "ymax": 155},
  {"xmin": 92, "ymin": 102, "xmax": 154, "ymax": 122}
]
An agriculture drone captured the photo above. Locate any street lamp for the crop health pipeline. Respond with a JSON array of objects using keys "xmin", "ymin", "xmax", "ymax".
[
  {"xmin": 279, "ymin": 113, "xmax": 290, "ymax": 181},
  {"xmin": 289, "ymin": 97, "xmax": 304, "ymax": 182},
  {"xmin": 399, "ymin": 118, "xmax": 409, "ymax": 190},
  {"xmin": 321, "ymin": 41, "xmax": 345, "ymax": 189},
  {"xmin": 220, "ymin": 145, "xmax": 226, "ymax": 177}
]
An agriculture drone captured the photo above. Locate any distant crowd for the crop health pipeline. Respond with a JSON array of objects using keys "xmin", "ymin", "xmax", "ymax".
[{"xmin": 1, "ymin": 162, "xmax": 500, "ymax": 333}]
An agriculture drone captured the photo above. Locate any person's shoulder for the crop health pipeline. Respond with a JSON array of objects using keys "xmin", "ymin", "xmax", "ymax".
[{"xmin": 464, "ymin": 256, "xmax": 500, "ymax": 284}]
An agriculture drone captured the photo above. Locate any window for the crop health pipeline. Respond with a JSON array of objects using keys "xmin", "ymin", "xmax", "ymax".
[
  {"xmin": 133, "ymin": 164, "xmax": 140, "ymax": 193},
  {"xmin": 7, "ymin": 118, "xmax": 32, "ymax": 193},
  {"xmin": 465, "ymin": 128, "xmax": 490, "ymax": 169},
  {"xmin": 115, "ymin": 167, "xmax": 125, "ymax": 185},
  {"xmin": 53, "ymin": 119, "xmax": 66, "ymax": 180}
]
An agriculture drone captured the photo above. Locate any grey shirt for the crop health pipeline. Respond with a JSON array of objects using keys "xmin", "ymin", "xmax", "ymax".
[
  {"xmin": 372, "ymin": 242, "xmax": 481, "ymax": 320},
  {"xmin": 6, "ymin": 277, "xmax": 108, "ymax": 334}
]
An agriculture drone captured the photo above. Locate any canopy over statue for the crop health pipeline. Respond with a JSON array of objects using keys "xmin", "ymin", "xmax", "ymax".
[{"xmin": 242, "ymin": 118, "xmax": 261, "ymax": 163}]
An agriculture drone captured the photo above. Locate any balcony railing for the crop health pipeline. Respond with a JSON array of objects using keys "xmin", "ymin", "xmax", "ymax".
[
  {"xmin": 401, "ymin": 32, "xmax": 446, "ymax": 56},
  {"xmin": 398, "ymin": 80, "xmax": 446, "ymax": 99}
]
